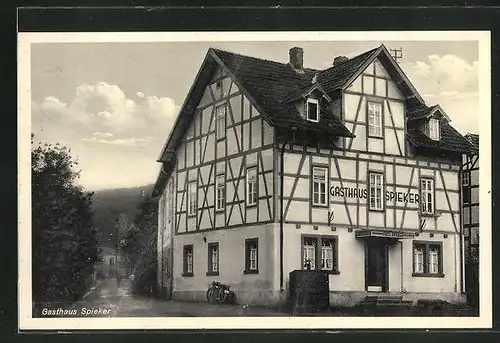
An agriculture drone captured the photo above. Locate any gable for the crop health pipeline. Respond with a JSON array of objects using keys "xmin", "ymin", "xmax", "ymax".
[{"xmin": 346, "ymin": 56, "xmax": 404, "ymax": 100}]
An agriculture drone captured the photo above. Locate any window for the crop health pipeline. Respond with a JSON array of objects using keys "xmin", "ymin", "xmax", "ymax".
[
  {"xmin": 427, "ymin": 118, "xmax": 440, "ymax": 141},
  {"xmin": 207, "ymin": 242, "xmax": 219, "ymax": 275},
  {"xmin": 368, "ymin": 101, "xmax": 383, "ymax": 137},
  {"xmin": 183, "ymin": 245, "xmax": 194, "ymax": 276},
  {"xmin": 321, "ymin": 239, "xmax": 335, "ymax": 270},
  {"xmin": 216, "ymin": 104, "xmax": 226, "ymax": 140},
  {"xmin": 413, "ymin": 241, "xmax": 443, "ymax": 277},
  {"xmin": 187, "ymin": 181, "xmax": 197, "ymax": 216},
  {"xmin": 369, "ymin": 172, "xmax": 384, "ymax": 210},
  {"xmin": 244, "ymin": 238, "xmax": 259, "ymax": 274},
  {"xmin": 247, "ymin": 166, "xmax": 258, "ymax": 206},
  {"xmin": 302, "ymin": 236, "xmax": 339, "ymax": 273},
  {"xmin": 216, "ymin": 174, "xmax": 225, "ymax": 211},
  {"xmin": 420, "ymin": 178, "xmax": 434, "ymax": 215},
  {"xmin": 109, "ymin": 257, "xmax": 115, "ymax": 266},
  {"xmin": 306, "ymin": 98, "xmax": 319, "ymax": 122},
  {"xmin": 303, "ymin": 237, "xmax": 317, "ymax": 270},
  {"xmin": 462, "ymin": 171, "xmax": 470, "ymax": 186},
  {"xmin": 312, "ymin": 167, "xmax": 328, "ymax": 206}
]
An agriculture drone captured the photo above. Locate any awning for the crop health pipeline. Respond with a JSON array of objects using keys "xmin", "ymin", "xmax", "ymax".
[{"xmin": 355, "ymin": 229, "xmax": 415, "ymax": 239}]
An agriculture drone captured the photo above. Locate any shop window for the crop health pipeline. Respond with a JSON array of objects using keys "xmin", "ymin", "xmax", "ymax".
[
  {"xmin": 301, "ymin": 236, "xmax": 339, "ymax": 273},
  {"xmin": 412, "ymin": 241, "xmax": 444, "ymax": 277}
]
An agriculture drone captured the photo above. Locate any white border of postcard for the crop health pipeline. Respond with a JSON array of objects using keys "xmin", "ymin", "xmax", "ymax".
[{"xmin": 18, "ymin": 30, "xmax": 492, "ymax": 330}]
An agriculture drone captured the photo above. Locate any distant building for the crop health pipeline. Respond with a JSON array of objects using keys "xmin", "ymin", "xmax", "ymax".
[
  {"xmin": 462, "ymin": 133, "xmax": 479, "ymax": 308},
  {"xmin": 96, "ymin": 246, "xmax": 128, "ymax": 278},
  {"xmin": 153, "ymin": 44, "xmax": 475, "ymax": 307}
]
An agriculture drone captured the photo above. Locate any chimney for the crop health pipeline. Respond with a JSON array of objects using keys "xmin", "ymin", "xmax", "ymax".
[
  {"xmin": 333, "ymin": 56, "xmax": 349, "ymax": 66},
  {"xmin": 289, "ymin": 47, "xmax": 304, "ymax": 72}
]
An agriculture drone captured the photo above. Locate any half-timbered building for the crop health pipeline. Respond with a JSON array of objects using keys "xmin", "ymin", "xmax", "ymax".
[{"xmin": 153, "ymin": 44, "xmax": 476, "ymax": 307}]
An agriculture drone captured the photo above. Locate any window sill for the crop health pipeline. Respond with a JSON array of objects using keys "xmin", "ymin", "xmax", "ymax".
[
  {"xmin": 311, "ymin": 203, "xmax": 329, "ymax": 208},
  {"xmin": 216, "ymin": 137, "xmax": 226, "ymax": 142},
  {"xmin": 301, "ymin": 269, "xmax": 340, "ymax": 275},
  {"xmin": 368, "ymin": 208, "xmax": 385, "ymax": 212},
  {"xmin": 215, "ymin": 208, "xmax": 225, "ymax": 213},
  {"xmin": 412, "ymin": 272, "xmax": 445, "ymax": 278},
  {"xmin": 182, "ymin": 272, "xmax": 194, "ymax": 277},
  {"xmin": 368, "ymin": 135, "xmax": 384, "ymax": 140},
  {"xmin": 420, "ymin": 212, "xmax": 435, "ymax": 218},
  {"xmin": 187, "ymin": 214, "xmax": 196, "ymax": 218},
  {"xmin": 246, "ymin": 203, "xmax": 258, "ymax": 208},
  {"xmin": 206, "ymin": 271, "xmax": 219, "ymax": 276},
  {"xmin": 243, "ymin": 269, "xmax": 259, "ymax": 275}
]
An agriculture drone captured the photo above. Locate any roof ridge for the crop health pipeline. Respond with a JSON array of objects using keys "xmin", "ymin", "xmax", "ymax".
[
  {"xmin": 211, "ymin": 47, "xmax": 320, "ymax": 73},
  {"xmin": 319, "ymin": 46, "xmax": 379, "ymax": 74}
]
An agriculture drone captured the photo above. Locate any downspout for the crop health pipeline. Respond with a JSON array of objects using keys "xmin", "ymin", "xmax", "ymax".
[
  {"xmin": 280, "ymin": 131, "xmax": 295, "ymax": 291},
  {"xmin": 458, "ymin": 154, "xmax": 470, "ymax": 294},
  {"xmin": 400, "ymin": 240, "xmax": 404, "ymax": 292}
]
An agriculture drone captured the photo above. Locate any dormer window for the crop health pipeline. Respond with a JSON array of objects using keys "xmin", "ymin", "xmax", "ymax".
[
  {"xmin": 426, "ymin": 118, "xmax": 440, "ymax": 141},
  {"xmin": 306, "ymin": 98, "xmax": 319, "ymax": 122}
]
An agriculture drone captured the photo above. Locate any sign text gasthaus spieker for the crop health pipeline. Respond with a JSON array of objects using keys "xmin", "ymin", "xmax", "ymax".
[{"xmin": 329, "ymin": 186, "xmax": 420, "ymax": 204}]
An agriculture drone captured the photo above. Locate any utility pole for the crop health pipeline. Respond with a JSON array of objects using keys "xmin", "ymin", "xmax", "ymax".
[{"xmin": 390, "ymin": 47, "xmax": 403, "ymax": 64}]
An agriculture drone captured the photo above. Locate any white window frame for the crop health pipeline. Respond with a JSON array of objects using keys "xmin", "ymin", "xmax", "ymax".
[
  {"xmin": 321, "ymin": 239, "xmax": 334, "ymax": 271},
  {"xmin": 427, "ymin": 118, "xmax": 440, "ymax": 141},
  {"xmin": 187, "ymin": 181, "xmax": 197, "ymax": 216},
  {"xmin": 306, "ymin": 98, "xmax": 320, "ymax": 122},
  {"xmin": 184, "ymin": 245, "xmax": 193, "ymax": 275},
  {"xmin": 413, "ymin": 245, "xmax": 424, "ymax": 274},
  {"xmin": 246, "ymin": 166, "xmax": 258, "ymax": 206},
  {"xmin": 216, "ymin": 104, "xmax": 226, "ymax": 140},
  {"xmin": 208, "ymin": 243, "xmax": 219, "ymax": 274},
  {"xmin": 303, "ymin": 237, "xmax": 317, "ymax": 270},
  {"xmin": 413, "ymin": 242, "xmax": 443, "ymax": 276},
  {"xmin": 429, "ymin": 246, "xmax": 439, "ymax": 274},
  {"xmin": 216, "ymin": 173, "xmax": 225, "ymax": 211},
  {"xmin": 420, "ymin": 178, "xmax": 434, "ymax": 215},
  {"xmin": 249, "ymin": 245, "xmax": 257, "ymax": 270},
  {"xmin": 367, "ymin": 101, "xmax": 383, "ymax": 137},
  {"xmin": 312, "ymin": 166, "xmax": 328, "ymax": 206},
  {"xmin": 369, "ymin": 172, "xmax": 384, "ymax": 210}
]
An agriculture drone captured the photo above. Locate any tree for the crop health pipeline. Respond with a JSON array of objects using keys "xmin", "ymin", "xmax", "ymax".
[
  {"xmin": 32, "ymin": 138, "xmax": 99, "ymax": 305},
  {"xmin": 120, "ymin": 195, "xmax": 158, "ymax": 294}
]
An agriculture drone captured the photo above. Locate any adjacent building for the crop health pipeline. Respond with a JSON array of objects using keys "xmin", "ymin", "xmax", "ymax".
[
  {"xmin": 462, "ymin": 133, "xmax": 479, "ymax": 308},
  {"xmin": 153, "ymin": 44, "xmax": 476, "ymax": 307}
]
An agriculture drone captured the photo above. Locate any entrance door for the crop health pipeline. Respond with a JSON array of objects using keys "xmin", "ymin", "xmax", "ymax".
[{"xmin": 365, "ymin": 240, "xmax": 388, "ymax": 292}]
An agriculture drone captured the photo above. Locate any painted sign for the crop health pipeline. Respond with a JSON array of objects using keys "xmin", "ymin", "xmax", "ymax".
[
  {"xmin": 329, "ymin": 186, "xmax": 420, "ymax": 204},
  {"xmin": 355, "ymin": 229, "xmax": 415, "ymax": 239}
]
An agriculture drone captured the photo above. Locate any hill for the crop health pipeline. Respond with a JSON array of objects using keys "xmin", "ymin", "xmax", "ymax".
[{"xmin": 91, "ymin": 184, "xmax": 155, "ymax": 248}]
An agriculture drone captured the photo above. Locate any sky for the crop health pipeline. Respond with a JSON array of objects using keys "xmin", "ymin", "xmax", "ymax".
[{"xmin": 30, "ymin": 39, "xmax": 480, "ymax": 192}]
